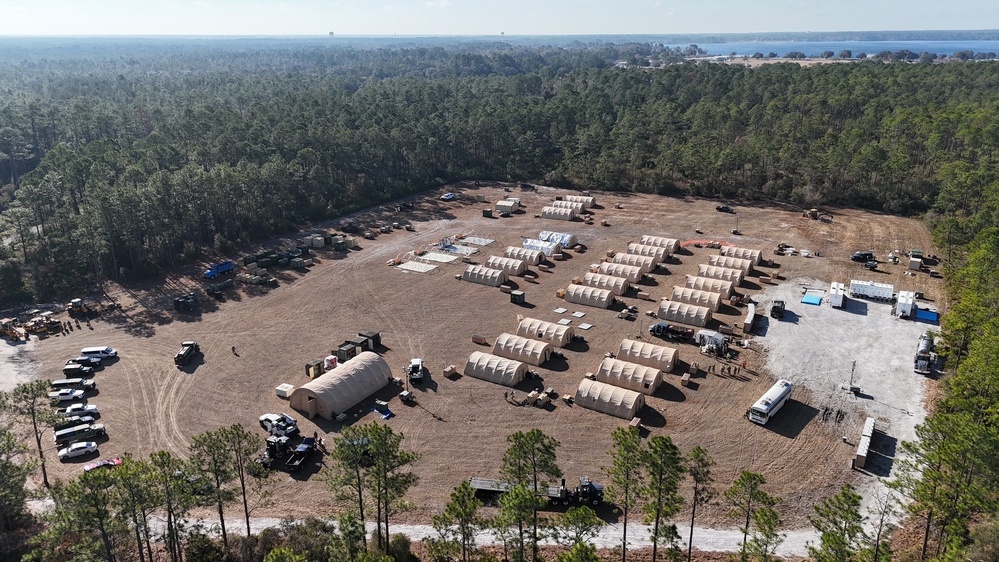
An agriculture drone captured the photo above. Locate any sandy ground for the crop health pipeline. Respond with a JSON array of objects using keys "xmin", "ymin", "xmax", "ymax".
[{"xmin": 5, "ymin": 183, "xmax": 943, "ymax": 545}]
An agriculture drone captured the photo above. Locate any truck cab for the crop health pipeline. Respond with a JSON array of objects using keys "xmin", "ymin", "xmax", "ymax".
[
  {"xmin": 174, "ymin": 341, "xmax": 200, "ymax": 366},
  {"xmin": 770, "ymin": 300, "xmax": 786, "ymax": 319}
]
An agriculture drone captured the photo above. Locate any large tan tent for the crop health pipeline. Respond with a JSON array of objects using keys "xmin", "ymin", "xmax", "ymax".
[
  {"xmin": 707, "ymin": 254, "xmax": 753, "ymax": 275},
  {"xmin": 581, "ymin": 272, "xmax": 629, "ymax": 295},
  {"xmin": 626, "ymin": 243, "xmax": 668, "ymax": 263},
  {"xmin": 464, "ymin": 351, "xmax": 527, "ymax": 387},
  {"xmin": 685, "ymin": 275, "xmax": 734, "ymax": 297},
  {"xmin": 670, "ymin": 286, "xmax": 722, "ymax": 312},
  {"xmin": 610, "ymin": 252, "xmax": 656, "ymax": 273},
  {"xmin": 575, "ymin": 379, "xmax": 644, "ymax": 419},
  {"xmin": 657, "ymin": 300, "xmax": 712, "ymax": 327},
  {"xmin": 540, "ymin": 206, "xmax": 576, "ymax": 221},
  {"xmin": 504, "ymin": 246, "xmax": 543, "ymax": 265},
  {"xmin": 517, "ymin": 317, "xmax": 576, "ymax": 348},
  {"xmin": 639, "ymin": 235, "xmax": 680, "ymax": 255},
  {"xmin": 550, "ymin": 200, "xmax": 585, "ymax": 214},
  {"xmin": 563, "ymin": 194, "xmax": 596, "ymax": 208},
  {"xmin": 696, "ymin": 264, "xmax": 744, "ymax": 285},
  {"xmin": 719, "ymin": 246, "xmax": 762, "ymax": 265},
  {"xmin": 564, "ymin": 284, "xmax": 613, "ymax": 309},
  {"xmin": 462, "ymin": 265, "xmax": 508, "ymax": 287},
  {"xmin": 617, "ymin": 338, "xmax": 678, "ymax": 373},
  {"xmin": 596, "ymin": 358, "xmax": 662, "ymax": 395},
  {"xmin": 597, "ymin": 262, "xmax": 643, "ymax": 283},
  {"xmin": 290, "ymin": 351, "xmax": 392, "ymax": 419},
  {"xmin": 485, "ymin": 256, "xmax": 527, "ymax": 276},
  {"xmin": 492, "ymin": 333, "xmax": 553, "ymax": 366}
]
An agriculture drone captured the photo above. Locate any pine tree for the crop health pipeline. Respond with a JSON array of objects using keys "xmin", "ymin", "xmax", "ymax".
[
  {"xmin": 605, "ymin": 426, "xmax": 644, "ymax": 562},
  {"xmin": 807, "ymin": 484, "xmax": 867, "ymax": 562}
]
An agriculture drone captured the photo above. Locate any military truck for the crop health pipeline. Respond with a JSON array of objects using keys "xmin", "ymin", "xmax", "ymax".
[{"xmin": 469, "ymin": 476, "xmax": 605, "ymax": 506}]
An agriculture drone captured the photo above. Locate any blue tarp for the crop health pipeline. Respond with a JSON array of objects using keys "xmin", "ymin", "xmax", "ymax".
[
  {"xmin": 802, "ymin": 294, "xmax": 822, "ymax": 305},
  {"xmin": 915, "ymin": 309, "xmax": 940, "ymax": 323}
]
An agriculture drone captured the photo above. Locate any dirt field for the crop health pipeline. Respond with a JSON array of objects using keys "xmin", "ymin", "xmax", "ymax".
[{"xmin": 9, "ymin": 182, "xmax": 943, "ymax": 529}]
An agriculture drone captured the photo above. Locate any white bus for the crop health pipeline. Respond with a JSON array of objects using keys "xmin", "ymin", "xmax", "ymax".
[{"xmin": 747, "ymin": 379, "xmax": 793, "ymax": 425}]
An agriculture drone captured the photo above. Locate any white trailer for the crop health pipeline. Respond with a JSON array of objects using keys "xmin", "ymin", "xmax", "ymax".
[
  {"xmin": 743, "ymin": 303, "xmax": 756, "ymax": 333},
  {"xmin": 895, "ymin": 291, "xmax": 916, "ymax": 318},
  {"xmin": 829, "ymin": 282, "xmax": 846, "ymax": 308},
  {"xmin": 849, "ymin": 280, "xmax": 894, "ymax": 301}
]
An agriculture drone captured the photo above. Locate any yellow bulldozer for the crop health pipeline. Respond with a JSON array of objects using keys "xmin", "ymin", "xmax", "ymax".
[
  {"xmin": 1, "ymin": 318, "xmax": 26, "ymax": 341},
  {"xmin": 67, "ymin": 298, "xmax": 97, "ymax": 317}
]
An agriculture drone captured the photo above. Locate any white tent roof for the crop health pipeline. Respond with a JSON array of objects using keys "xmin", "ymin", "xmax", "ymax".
[
  {"xmin": 464, "ymin": 351, "xmax": 527, "ymax": 387},
  {"xmin": 617, "ymin": 338, "xmax": 678, "ymax": 373},
  {"xmin": 596, "ymin": 358, "xmax": 662, "ymax": 395},
  {"xmin": 597, "ymin": 262, "xmax": 643, "ymax": 283},
  {"xmin": 463, "ymin": 265, "xmax": 508, "ymax": 287},
  {"xmin": 540, "ymin": 206, "xmax": 576, "ymax": 221},
  {"xmin": 719, "ymin": 246, "xmax": 762, "ymax": 265},
  {"xmin": 504, "ymin": 246, "xmax": 543, "ymax": 265},
  {"xmin": 539, "ymin": 231, "xmax": 578, "ymax": 248},
  {"xmin": 626, "ymin": 243, "xmax": 667, "ymax": 262},
  {"xmin": 695, "ymin": 330, "xmax": 726, "ymax": 347},
  {"xmin": 657, "ymin": 300, "xmax": 712, "ymax": 327},
  {"xmin": 697, "ymin": 264, "xmax": 744, "ymax": 284},
  {"xmin": 517, "ymin": 317, "xmax": 575, "ymax": 348},
  {"xmin": 610, "ymin": 253, "xmax": 655, "ymax": 273},
  {"xmin": 581, "ymin": 272, "xmax": 629, "ymax": 295},
  {"xmin": 492, "ymin": 333, "xmax": 553, "ymax": 366},
  {"xmin": 670, "ymin": 286, "xmax": 722, "ymax": 312},
  {"xmin": 290, "ymin": 352, "xmax": 392, "ymax": 419},
  {"xmin": 523, "ymin": 239, "xmax": 562, "ymax": 256},
  {"xmin": 485, "ymin": 256, "xmax": 527, "ymax": 276},
  {"xmin": 563, "ymin": 194, "xmax": 596, "ymax": 208},
  {"xmin": 639, "ymin": 235, "xmax": 680, "ymax": 255},
  {"xmin": 550, "ymin": 200, "xmax": 585, "ymax": 213},
  {"xmin": 575, "ymin": 379, "xmax": 644, "ymax": 419},
  {"xmin": 564, "ymin": 284, "xmax": 613, "ymax": 309},
  {"xmin": 708, "ymin": 254, "xmax": 753, "ymax": 275},
  {"xmin": 685, "ymin": 275, "xmax": 734, "ymax": 297}
]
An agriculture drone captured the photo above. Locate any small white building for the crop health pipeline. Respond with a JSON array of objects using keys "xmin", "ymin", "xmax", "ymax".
[
  {"xmin": 895, "ymin": 290, "xmax": 917, "ymax": 318},
  {"xmin": 829, "ymin": 281, "xmax": 847, "ymax": 308},
  {"xmin": 908, "ymin": 257, "xmax": 922, "ymax": 271}
]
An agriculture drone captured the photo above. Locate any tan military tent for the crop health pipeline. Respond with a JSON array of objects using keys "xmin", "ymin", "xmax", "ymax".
[
  {"xmin": 670, "ymin": 286, "xmax": 722, "ymax": 312},
  {"xmin": 596, "ymin": 358, "xmax": 663, "ymax": 395},
  {"xmin": 504, "ymin": 246, "xmax": 543, "ymax": 265},
  {"xmin": 563, "ymin": 194, "xmax": 596, "ymax": 208},
  {"xmin": 565, "ymin": 284, "xmax": 613, "ymax": 309},
  {"xmin": 464, "ymin": 351, "xmax": 527, "ymax": 387},
  {"xmin": 697, "ymin": 264, "xmax": 744, "ymax": 285},
  {"xmin": 492, "ymin": 333, "xmax": 553, "ymax": 366},
  {"xmin": 290, "ymin": 352, "xmax": 392, "ymax": 419},
  {"xmin": 685, "ymin": 275, "xmax": 734, "ymax": 297},
  {"xmin": 657, "ymin": 300, "xmax": 712, "ymax": 327},
  {"xmin": 485, "ymin": 256, "xmax": 527, "ymax": 276},
  {"xmin": 597, "ymin": 262, "xmax": 643, "ymax": 283},
  {"xmin": 463, "ymin": 265, "xmax": 507, "ymax": 287},
  {"xmin": 581, "ymin": 272, "xmax": 629, "ymax": 295},
  {"xmin": 639, "ymin": 235, "xmax": 680, "ymax": 255},
  {"xmin": 495, "ymin": 200, "xmax": 518, "ymax": 215},
  {"xmin": 627, "ymin": 243, "xmax": 668, "ymax": 262},
  {"xmin": 617, "ymin": 339, "xmax": 678, "ymax": 372},
  {"xmin": 575, "ymin": 379, "xmax": 644, "ymax": 419},
  {"xmin": 540, "ymin": 206, "xmax": 576, "ymax": 221},
  {"xmin": 516, "ymin": 317, "xmax": 575, "ymax": 348},
  {"xmin": 708, "ymin": 254, "xmax": 753, "ymax": 275},
  {"xmin": 610, "ymin": 253, "xmax": 656, "ymax": 273},
  {"xmin": 551, "ymin": 200, "xmax": 585, "ymax": 213},
  {"xmin": 719, "ymin": 246, "xmax": 762, "ymax": 265}
]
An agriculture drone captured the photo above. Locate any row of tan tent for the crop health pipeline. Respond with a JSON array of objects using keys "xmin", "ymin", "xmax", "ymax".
[
  {"xmin": 639, "ymin": 235, "xmax": 680, "ymax": 255},
  {"xmin": 670, "ymin": 286, "xmax": 722, "ymax": 312},
  {"xmin": 290, "ymin": 352, "xmax": 392, "ymax": 419},
  {"xmin": 685, "ymin": 275, "xmax": 734, "ymax": 297},
  {"xmin": 697, "ymin": 264, "xmax": 744, "ymax": 285},
  {"xmin": 596, "ymin": 358, "xmax": 661, "ymax": 396},
  {"xmin": 719, "ymin": 246, "xmax": 762, "ymax": 266},
  {"xmin": 708, "ymin": 254, "xmax": 753, "ymax": 275},
  {"xmin": 618, "ymin": 338, "xmax": 677, "ymax": 372},
  {"xmin": 575, "ymin": 379, "xmax": 644, "ymax": 420},
  {"xmin": 626, "ymin": 243, "xmax": 668, "ymax": 263},
  {"xmin": 550, "ymin": 200, "xmax": 584, "ymax": 213},
  {"xmin": 564, "ymin": 283, "xmax": 614, "ymax": 309},
  {"xmin": 540, "ymin": 206, "xmax": 576, "ymax": 221},
  {"xmin": 657, "ymin": 299, "xmax": 712, "ymax": 327},
  {"xmin": 596, "ymin": 261, "xmax": 643, "ymax": 283},
  {"xmin": 563, "ymin": 194, "xmax": 596, "ymax": 208},
  {"xmin": 492, "ymin": 333, "xmax": 553, "ymax": 366},
  {"xmin": 463, "ymin": 265, "xmax": 507, "ymax": 287},
  {"xmin": 504, "ymin": 246, "xmax": 543, "ymax": 265},
  {"xmin": 464, "ymin": 351, "xmax": 527, "ymax": 386},
  {"xmin": 610, "ymin": 252, "xmax": 655, "ymax": 273},
  {"xmin": 485, "ymin": 255, "xmax": 527, "ymax": 276},
  {"xmin": 580, "ymin": 272, "xmax": 629, "ymax": 295},
  {"xmin": 517, "ymin": 317, "xmax": 575, "ymax": 348}
]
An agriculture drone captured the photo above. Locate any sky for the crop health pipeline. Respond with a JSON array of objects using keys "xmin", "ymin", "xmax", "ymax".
[{"xmin": 1, "ymin": 0, "xmax": 998, "ymax": 36}]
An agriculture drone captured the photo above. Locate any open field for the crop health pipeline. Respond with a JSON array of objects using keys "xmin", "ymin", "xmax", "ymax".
[{"xmin": 7, "ymin": 183, "xmax": 944, "ymax": 529}]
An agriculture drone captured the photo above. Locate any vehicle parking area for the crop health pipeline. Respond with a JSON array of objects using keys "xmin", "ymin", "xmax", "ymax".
[{"xmin": 13, "ymin": 182, "xmax": 943, "ymax": 527}]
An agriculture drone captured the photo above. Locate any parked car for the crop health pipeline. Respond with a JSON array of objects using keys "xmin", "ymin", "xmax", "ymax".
[
  {"xmin": 80, "ymin": 346, "xmax": 117, "ymax": 361},
  {"xmin": 440, "ymin": 192, "xmax": 456, "ymax": 201},
  {"xmin": 259, "ymin": 413, "xmax": 299, "ymax": 437},
  {"xmin": 57, "ymin": 441, "xmax": 98, "ymax": 461},
  {"xmin": 174, "ymin": 341, "xmax": 200, "ymax": 366},
  {"xmin": 62, "ymin": 363, "xmax": 95, "ymax": 377},
  {"xmin": 56, "ymin": 403, "xmax": 99, "ymax": 418},
  {"xmin": 84, "ymin": 458, "xmax": 122, "ymax": 472},
  {"xmin": 851, "ymin": 251, "xmax": 875, "ymax": 262},
  {"xmin": 50, "ymin": 378, "xmax": 96, "ymax": 391},
  {"xmin": 407, "ymin": 358, "xmax": 425, "ymax": 383},
  {"xmin": 54, "ymin": 415, "xmax": 97, "ymax": 430},
  {"xmin": 48, "ymin": 389, "xmax": 85, "ymax": 402},
  {"xmin": 66, "ymin": 356, "xmax": 102, "ymax": 367},
  {"xmin": 715, "ymin": 205, "xmax": 735, "ymax": 213}
]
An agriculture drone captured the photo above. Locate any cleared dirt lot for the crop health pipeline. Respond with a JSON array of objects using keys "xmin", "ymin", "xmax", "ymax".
[{"xmin": 11, "ymin": 183, "xmax": 943, "ymax": 527}]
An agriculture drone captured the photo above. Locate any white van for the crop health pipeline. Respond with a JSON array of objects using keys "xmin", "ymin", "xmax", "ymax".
[
  {"xmin": 80, "ymin": 346, "xmax": 118, "ymax": 360},
  {"xmin": 50, "ymin": 378, "xmax": 97, "ymax": 391}
]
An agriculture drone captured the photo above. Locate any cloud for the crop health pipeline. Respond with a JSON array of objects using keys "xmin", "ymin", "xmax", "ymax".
[{"xmin": 426, "ymin": 0, "xmax": 451, "ymax": 8}]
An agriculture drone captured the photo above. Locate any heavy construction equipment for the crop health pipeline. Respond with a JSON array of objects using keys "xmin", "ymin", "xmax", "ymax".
[
  {"xmin": 1, "ymin": 318, "xmax": 25, "ymax": 341},
  {"xmin": 66, "ymin": 299, "xmax": 97, "ymax": 317}
]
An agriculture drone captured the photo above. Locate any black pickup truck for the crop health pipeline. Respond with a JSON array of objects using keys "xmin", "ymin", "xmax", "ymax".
[{"xmin": 286, "ymin": 438, "xmax": 316, "ymax": 472}]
